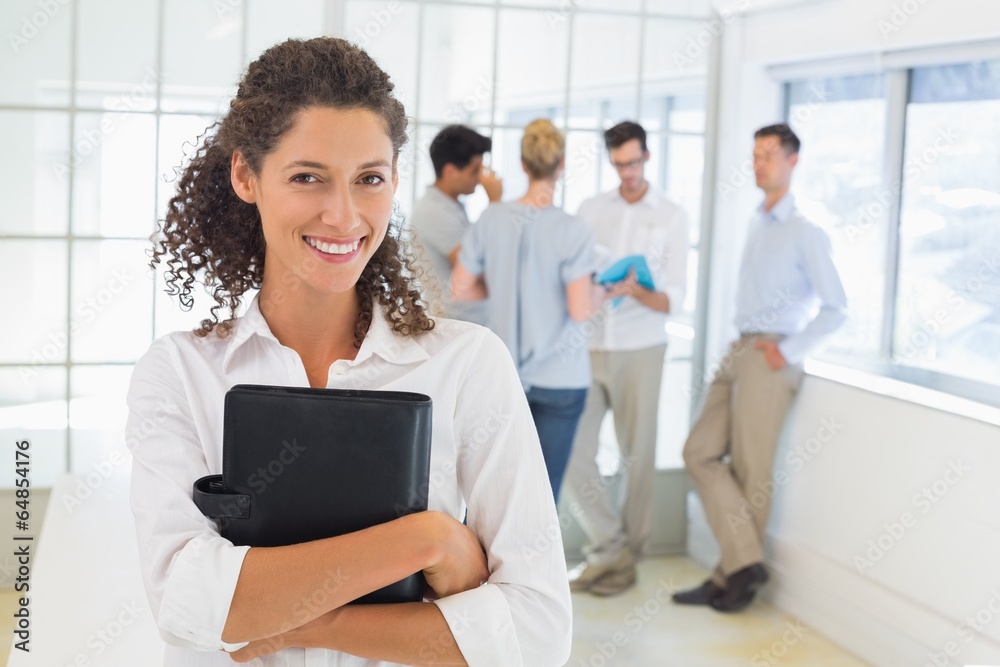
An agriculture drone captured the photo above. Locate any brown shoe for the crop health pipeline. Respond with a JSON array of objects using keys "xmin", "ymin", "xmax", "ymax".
[
  {"xmin": 588, "ymin": 564, "xmax": 637, "ymax": 596},
  {"xmin": 671, "ymin": 579, "xmax": 725, "ymax": 605},
  {"xmin": 568, "ymin": 550, "xmax": 634, "ymax": 593}
]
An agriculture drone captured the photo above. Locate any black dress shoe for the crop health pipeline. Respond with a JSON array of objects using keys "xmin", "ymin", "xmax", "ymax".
[
  {"xmin": 709, "ymin": 563, "xmax": 769, "ymax": 613},
  {"xmin": 671, "ymin": 579, "xmax": 725, "ymax": 605}
]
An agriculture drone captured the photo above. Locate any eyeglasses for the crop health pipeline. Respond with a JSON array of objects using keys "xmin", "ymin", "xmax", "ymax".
[{"xmin": 610, "ymin": 157, "xmax": 645, "ymax": 171}]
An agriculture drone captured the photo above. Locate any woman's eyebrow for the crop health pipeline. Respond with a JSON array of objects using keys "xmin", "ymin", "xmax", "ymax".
[
  {"xmin": 283, "ymin": 160, "xmax": 328, "ymax": 170},
  {"xmin": 358, "ymin": 159, "xmax": 391, "ymax": 170},
  {"xmin": 282, "ymin": 159, "xmax": 391, "ymax": 170}
]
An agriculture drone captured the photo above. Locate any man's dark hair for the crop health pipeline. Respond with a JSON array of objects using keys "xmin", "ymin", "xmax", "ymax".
[
  {"xmin": 754, "ymin": 123, "xmax": 801, "ymax": 155},
  {"xmin": 603, "ymin": 121, "xmax": 647, "ymax": 152},
  {"xmin": 429, "ymin": 125, "xmax": 492, "ymax": 178}
]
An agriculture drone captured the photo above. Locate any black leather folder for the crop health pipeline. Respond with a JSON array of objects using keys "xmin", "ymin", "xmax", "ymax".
[{"xmin": 193, "ymin": 384, "xmax": 433, "ymax": 605}]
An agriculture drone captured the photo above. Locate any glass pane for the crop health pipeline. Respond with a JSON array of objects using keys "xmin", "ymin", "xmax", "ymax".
[
  {"xmin": 489, "ymin": 127, "xmax": 528, "ymax": 206},
  {"xmin": 71, "ymin": 240, "xmax": 154, "ymax": 363},
  {"xmin": 70, "ymin": 366, "xmax": 133, "ymax": 477},
  {"xmin": 161, "ymin": 0, "xmax": 243, "ymax": 114},
  {"xmin": 670, "ymin": 92, "xmax": 706, "ymax": 133},
  {"xmin": 407, "ymin": 124, "xmax": 441, "ymax": 215},
  {"xmin": 568, "ymin": 15, "xmax": 640, "ymax": 129},
  {"xmin": 646, "ymin": 0, "xmax": 713, "ymax": 16},
  {"xmin": 394, "ymin": 125, "xmax": 418, "ymax": 219},
  {"xmin": 0, "ymin": 0, "xmax": 71, "ymax": 106},
  {"xmin": 419, "ymin": 5, "xmax": 495, "ymax": 124},
  {"xmin": 895, "ymin": 61, "xmax": 1000, "ymax": 386},
  {"xmin": 0, "ymin": 367, "xmax": 67, "ymax": 489},
  {"xmin": 643, "ymin": 18, "xmax": 709, "ymax": 82},
  {"xmin": 345, "ymin": 0, "xmax": 420, "ymax": 117},
  {"xmin": 0, "ymin": 240, "xmax": 68, "ymax": 364},
  {"xmin": 0, "ymin": 111, "xmax": 70, "ymax": 235},
  {"xmin": 76, "ymin": 0, "xmax": 157, "ymax": 110},
  {"xmin": 639, "ymin": 96, "xmax": 668, "ymax": 132},
  {"xmin": 246, "ymin": 0, "xmax": 325, "ymax": 66},
  {"xmin": 157, "ymin": 114, "xmax": 218, "ymax": 220},
  {"xmin": 72, "ymin": 112, "xmax": 157, "ymax": 238},
  {"xmin": 567, "ymin": 98, "xmax": 600, "ymax": 130},
  {"xmin": 604, "ymin": 97, "xmax": 638, "ymax": 128},
  {"xmin": 787, "ymin": 74, "xmax": 886, "ymax": 360},
  {"xmin": 665, "ymin": 133, "xmax": 704, "ymax": 246},
  {"xmin": 495, "ymin": 9, "xmax": 569, "ymax": 125},
  {"xmin": 656, "ymin": 358, "xmax": 692, "ymax": 470},
  {"xmin": 506, "ymin": 0, "xmax": 640, "ymax": 8},
  {"xmin": 564, "ymin": 131, "xmax": 603, "ymax": 216}
]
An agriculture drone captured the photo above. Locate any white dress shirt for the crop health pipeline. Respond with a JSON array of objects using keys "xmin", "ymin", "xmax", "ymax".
[
  {"xmin": 125, "ymin": 294, "xmax": 572, "ymax": 666},
  {"xmin": 577, "ymin": 185, "xmax": 690, "ymax": 351},
  {"xmin": 734, "ymin": 193, "xmax": 848, "ymax": 364}
]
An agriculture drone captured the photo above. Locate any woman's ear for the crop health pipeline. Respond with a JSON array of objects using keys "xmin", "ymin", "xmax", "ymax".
[{"xmin": 230, "ymin": 151, "xmax": 257, "ymax": 204}]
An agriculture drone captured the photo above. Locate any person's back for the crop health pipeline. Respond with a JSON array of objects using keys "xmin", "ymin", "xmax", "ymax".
[
  {"xmin": 470, "ymin": 202, "xmax": 593, "ymax": 390},
  {"xmin": 453, "ymin": 118, "xmax": 599, "ymax": 502}
]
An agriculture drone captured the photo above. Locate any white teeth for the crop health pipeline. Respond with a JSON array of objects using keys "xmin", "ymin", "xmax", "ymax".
[{"xmin": 305, "ymin": 237, "xmax": 360, "ymax": 255}]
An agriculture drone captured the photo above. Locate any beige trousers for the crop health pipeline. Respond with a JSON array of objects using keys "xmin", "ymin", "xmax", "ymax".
[
  {"xmin": 563, "ymin": 344, "xmax": 667, "ymax": 565},
  {"xmin": 682, "ymin": 334, "xmax": 803, "ymax": 584}
]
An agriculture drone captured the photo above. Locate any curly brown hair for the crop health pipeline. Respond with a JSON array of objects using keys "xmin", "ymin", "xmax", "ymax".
[{"xmin": 151, "ymin": 37, "xmax": 434, "ymax": 347}]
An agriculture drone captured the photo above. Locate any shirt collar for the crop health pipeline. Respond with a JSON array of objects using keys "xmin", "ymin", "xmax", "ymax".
[
  {"xmin": 611, "ymin": 183, "xmax": 661, "ymax": 208},
  {"xmin": 757, "ymin": 192, "xmax": 796, "ymax": 223},
  {"xmin": 222, "ymin": 293, "xmax": 431, "ymax": 372}
]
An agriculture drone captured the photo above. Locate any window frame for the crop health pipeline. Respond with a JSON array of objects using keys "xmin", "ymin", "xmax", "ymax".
[{"xmin": 778, "ymin": 51, "xmax": 1000, "ymax": 410}]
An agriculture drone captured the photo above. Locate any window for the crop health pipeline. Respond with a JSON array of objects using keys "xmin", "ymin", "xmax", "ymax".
[
  {"xmin": 784, "ymin": 59, "xmax": 1000, "ymax": 406},
  {"xmin": 1, "ymin": 0, "xmax": 716, "ymax": 486},
  {"xmin": 348, "ymin": 1, "xmax": 713, "ymax": 468},
  {"xmin": 895, "ymin": 62, "xmax": 1000, "ymax": 389},
  {"xmin": 0, "ymin": 0, "xmax": 327, "ymax": 488}
]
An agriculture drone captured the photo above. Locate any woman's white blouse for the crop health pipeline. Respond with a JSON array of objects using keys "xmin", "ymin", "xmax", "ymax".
[{"xmin": 125, "ymin": 294, "xmax": 572, "ymax": 666}]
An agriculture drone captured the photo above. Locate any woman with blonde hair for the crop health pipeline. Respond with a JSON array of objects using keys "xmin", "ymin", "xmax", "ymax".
[{"xmin": 453, "ymin": 118, "xmax": 601, "ymax": 501}]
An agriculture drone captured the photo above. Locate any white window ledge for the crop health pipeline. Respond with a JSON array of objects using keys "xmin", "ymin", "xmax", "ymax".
[{"xmin": 804, "ymin": 359, "xmax": 1000, "ymax": 428}]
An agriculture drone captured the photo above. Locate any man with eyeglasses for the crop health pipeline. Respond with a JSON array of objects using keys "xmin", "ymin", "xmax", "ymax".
[
  {"xmin": 672, "ymin": 123, "xmax": 847, "ymax": 612},
  {"xmin": 563, "ymin": 120, "xmax": 690, "ymax": 596}
]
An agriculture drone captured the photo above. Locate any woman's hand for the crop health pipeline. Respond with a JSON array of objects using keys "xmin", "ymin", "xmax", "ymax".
[{"xmin": 420, "ymin": 512, "xmax": 489, "ymax": 599}]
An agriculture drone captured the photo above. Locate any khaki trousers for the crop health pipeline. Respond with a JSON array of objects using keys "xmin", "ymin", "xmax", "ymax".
[
  {"xmin": 563, "ymin": 344, "xmax": 667, "ymax": 565},
  {"xmin": 682, "ymin": 335, "xmax": 803, "ymax": 585}
]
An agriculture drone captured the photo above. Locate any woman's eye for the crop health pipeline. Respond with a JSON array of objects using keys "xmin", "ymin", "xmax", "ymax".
[
  {"xmin": 291, "ymin": 173, "xmax": 317, "ymax": 184},
  {"xmin": 360, "ymin": 174, "xmax": 385, "ymax": 186}
]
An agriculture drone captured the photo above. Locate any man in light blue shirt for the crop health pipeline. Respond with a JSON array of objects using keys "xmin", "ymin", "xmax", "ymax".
[
  {"xmin": 674, "ymin": 123, "xmax": 847, "ymax": 613},
  {"xmin": 409, "ymin": 126, "xmax": 502, "ymax": 325}
]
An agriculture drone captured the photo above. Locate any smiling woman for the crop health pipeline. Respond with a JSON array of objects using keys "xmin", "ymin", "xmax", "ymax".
[{"xmin": 128, "ymin": 37, "xmax": 572, "ymax": 667}]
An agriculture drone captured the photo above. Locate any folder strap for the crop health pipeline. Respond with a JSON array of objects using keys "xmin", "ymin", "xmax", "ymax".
[{"xmin": 193, "ymin": 475, "xmax": 251, "ymax": 520}]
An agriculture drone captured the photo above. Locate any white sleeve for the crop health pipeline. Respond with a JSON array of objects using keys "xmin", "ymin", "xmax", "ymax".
[
  {"xmin": 125, "ymin": 337, "xmax": 250, "ymax": 652},
  {"xmin": 656, "ymin": 207, "xmax": 690, "ymax": 314},
  {"xmin": 433, "ymin": 330, "xmax": 573, "ymax": 667}
]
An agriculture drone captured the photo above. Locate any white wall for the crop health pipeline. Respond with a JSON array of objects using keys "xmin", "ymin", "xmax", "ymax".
[{"xmin": 694, "ymin": 1, "xmax": 1000, "ymax": 664}]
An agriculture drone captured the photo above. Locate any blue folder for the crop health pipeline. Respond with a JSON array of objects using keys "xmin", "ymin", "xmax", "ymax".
[
  {"xmin": 596, "ymin": 254, "xmax": 655, "ymax": 290},
  {"xmin": 595, "ymin": 255, "xmax": 655, "ymax": 308}
]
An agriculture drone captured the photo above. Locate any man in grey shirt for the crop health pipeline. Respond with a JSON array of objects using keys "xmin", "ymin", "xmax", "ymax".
[{"xmin": 409, "ymin": 125, "xmax": 502, "ymax": 325}]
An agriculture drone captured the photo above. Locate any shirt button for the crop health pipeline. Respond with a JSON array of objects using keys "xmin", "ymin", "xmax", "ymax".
[{"xmin": 332, "ymin": 363, "xmax": 347, "ymax": 375}]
